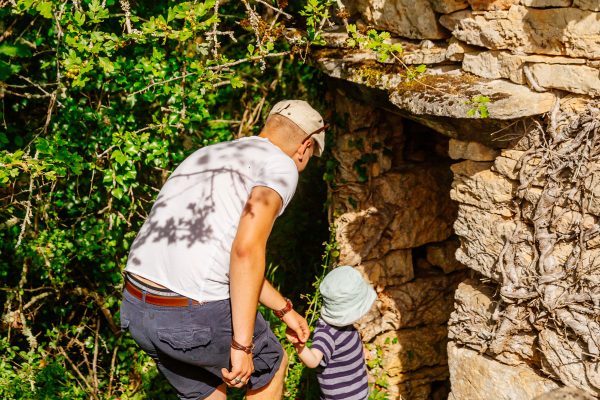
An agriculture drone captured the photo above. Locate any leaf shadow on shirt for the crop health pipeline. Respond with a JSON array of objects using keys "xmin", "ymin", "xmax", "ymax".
[{"xmin": 128, "ymin": 143, "xmax": 291, "ymax": 267}]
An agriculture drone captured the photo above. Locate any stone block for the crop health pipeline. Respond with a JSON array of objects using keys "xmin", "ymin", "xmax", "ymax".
[
  {"xmin": 369, "ymin": 365, "xmax": 449, "ymax": 400},
  {"xmin": 336, "ymin": 206, "xmax": 390, "ymax": 266},
  {"xmin": 534, "ymin": 387, "xmax": 597, "ymax": 400},
  {"xmin": 448, "ymin": 279, "xmax": 496, "ymax": 345},
  {"xmin": 426, "ymin": 238, "xmax": 466, "ymax": 273},
  {"xmin": 529, "ymin": 63, "xmax": 600, "ymax": 96},
  {"xmin": 335, "ymin": 167, "xmax": 455, "ymax": 264},
  {"xmin": 448, "ymin": 138, "xmax": 499, "ymax": 161},
  {"xmin": 439, "ymin": 6, "xmax": 600, "ymax": 59},
  {"xmin": 317, "ymin": 49, "xmax": 558, "ymax": 121},
  {"xmin": 361, "ymin": 249, "xmax": 414, "ymax": 290},
  {"xmin": 400, "ymin": 47, "xmax": 448, "ymax": 65},
  {"xmin": 448, "ymin": 280, "xmax": 540, "ymax": 365},
  {"xmin": 448, "ymin": 342, "xmax": 560, "ymax": 399},
  {"xmin": 574, "ymin": 0, "xmax": 600, "ymax": 10},
  {"xmin": 445, "ymin": 37, "xmax": 479, "ymax": 61},
  {"xmin": 430, "ymin": 0, "xmax": 470, "ymax": 13},
  {"xmin": 453, "ymin": 204, "xmax": 534, "ymax": 279},
  {"xmin": 463, "ymin": 51, "xmax": 587, "ymax": 85},
  {"xmin": 539, "ymin": 329, "xmax": 600, "ymax": 396},
  {"xmin": 375, "ymin": 325, "xmax": 449, "ymax": 375},
  {"xmin": 492, "ymin": 149, "xmax": 524, "ymax": 180},
  {"xmin": 522, "ymin": 0, "xmax": 572, "ymax": 6},
  {"xmin": 348, "ymin": 0, "xmax": 449, "ymax": 39},
  {"xmin": 357, "ymin": 292, "xmax": 402, "ymax": 342},
  {"xmin": 450, "ymin": 160, "xmax": 516, "ymax": 216},
  {"xmin": 389, "ymin": 72, "xmax": 557, "ymax": 120},
  {"xmin": 468, "ymin": 0, "xmax": 519, "ymax": 10},
  {"xmin": 385, "ymin": 271, "xmax": 467, "ymax": 328}
]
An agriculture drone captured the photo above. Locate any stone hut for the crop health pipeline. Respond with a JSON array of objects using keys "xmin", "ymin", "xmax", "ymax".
[{"xmin": 315, "ymin": 1, "xmax": 600, "ymax": 399}]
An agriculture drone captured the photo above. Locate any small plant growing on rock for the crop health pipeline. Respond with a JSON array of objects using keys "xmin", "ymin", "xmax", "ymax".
[{"xmin": 466, "ymin": 95, "xmax": 490, "ymax": 118}]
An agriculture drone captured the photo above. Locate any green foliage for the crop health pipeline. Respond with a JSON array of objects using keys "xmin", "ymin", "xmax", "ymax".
[
  {"xmin": 365, "ymin": 343, "xmax": 390, "ymax": 399},
  {"xmin": 346, "ymin": 24, "xmax": 403, "ymax": 63},
  {"xmin": 279, "ymin": 225, "xmax": 339, "ymax": 399},
  {"xmin": 353, "ymin": 153, "xmax": 378, "ymax": 183},
  {"xmin": 0, "ymin": 0, "xmax": 330, "ymax": 398},
  {"xmin": 466, "ymin": 95, "xmax": 491, "ymax": 118},
  {"xmin": 300, "ymin": 0, "xmax": 334, "ymax": 45},
  {"xmin": 345, "ymin": 24, "xmax": 427, "ymax": 83}
]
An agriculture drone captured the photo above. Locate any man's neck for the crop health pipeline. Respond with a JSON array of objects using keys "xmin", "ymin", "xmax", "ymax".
[{"xmin": 258, "ymin": 131, "xmax": 294, "ymax": 157}]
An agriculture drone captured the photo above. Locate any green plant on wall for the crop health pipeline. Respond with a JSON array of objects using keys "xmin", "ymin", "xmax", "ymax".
[
  {"xmin": 365, "ymin": 342, "xmax": 390, "ymax": 400},
  {"xmin": 466, "ymin": 95, "xmax": 491, "ymax": 118}
]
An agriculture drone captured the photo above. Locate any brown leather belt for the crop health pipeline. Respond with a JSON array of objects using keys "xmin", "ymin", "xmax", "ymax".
[{"xmin": 124, "ymin": 280, "xmax": 202, "ymax": 307}]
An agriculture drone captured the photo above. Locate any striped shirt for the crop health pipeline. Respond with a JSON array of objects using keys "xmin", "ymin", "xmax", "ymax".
[{"xmin": 311, "ymin": 318, "xmax": 369, "ymax": 400}]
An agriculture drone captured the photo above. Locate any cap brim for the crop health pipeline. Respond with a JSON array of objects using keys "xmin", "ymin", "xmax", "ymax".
[{"xmin": 312, "ymin": 132, "xmax": 325, "ymax": 157}]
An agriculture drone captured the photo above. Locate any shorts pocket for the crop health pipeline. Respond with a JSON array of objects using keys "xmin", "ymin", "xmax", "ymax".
[
  {"xmin": 252, "ymin": 334, "xmax": 282, "ymax": 374},
  {"xmin": 120, "ymin": 318, "xmax": 130, "ymax": 333},
  {"xmin": 157, "ymin": 327, "xmax": 212, "ymax": 351},
  {"xmin": 119, "ymin": 298, "xmax": 131, "ymax": 333}
]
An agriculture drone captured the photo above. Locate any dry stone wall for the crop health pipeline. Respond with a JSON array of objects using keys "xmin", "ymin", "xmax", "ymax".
[
  {"xmin": 330, "ymin": 90, "xmax": 468, "ymax": 399},
  {"xmin": 319, "ymin": 0, "xmax": 600, "ymax": 398}
]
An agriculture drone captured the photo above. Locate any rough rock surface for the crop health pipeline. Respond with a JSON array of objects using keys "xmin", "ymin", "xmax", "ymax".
[
  {"xmin": 335, "ymin": 167, "xmax": 456, "ymax": 266},
  {"xmin": 330, "ymin": 90, "xmax": 461, "ymax": 399},
  {"xmin": 376, "ymin": 326, "xmax": 449, "ymax": 375},
  {"xmin": 425, "ymin": 238, "xmax": 466, "ymax": 273},
  {"xmin": 390, "ymin": 73, "xmax": 557, "ymax": 120},
  {"xmin": 533, "ymin": 387, "xmax": 597, "ymax": 400},
  {"xmin": 574, "ymin": 0, "xmax": 600, "ymax": 11},
  {"xmin": 528, "ymin": 63, "xmax": 600, "ymax": 96},
  {"xmin": 468, "ymin": 0, "xmax": 519, "ymax": 10},
  {"xmin": 384, "ymin": 272, "xmax": 467, "ymax": 328},
  {"xmin": 320, "ymin": 1, "xmax": 600, "ymax": 398},
  {"xmin": 539, "ymin": 329, "xmax": 600, "ymax": 397},
  {"xmin": 430, "ymin": 0, "xmax": 470, "ymax": 13},
  {"xmin": 439, "ymin": 6, "xmax": 600, "ymax": 59},
  {"xmin": 447, "ymin": 343, "xmax": 560, "ymax": 399},
  {"xmin": 450, "ymin": 160, "xmax": 516, "ymax": 216},
  {"xmin": 316, "ymin": 50, "xmax": 558, "ymax": 120},
  {"xmin": 348, "ymin": 0, "xmax": 449, "ymax": 39},
  {"xmin": 522, "ymin": 0, "xmax": 572, "ymax": 6},
  {"xmin": 448, "ymin": 138, "xmax": 499, "ymax": 161},
  {"xmin": 462, "ymin": 51, "xmax": 587, "ymax": 85}
]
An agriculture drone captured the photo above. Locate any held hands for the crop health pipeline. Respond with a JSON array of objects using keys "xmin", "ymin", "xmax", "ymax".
[
  {"xmin": 285, "ymin": 327, "xmax": 305, "ymax": 349},
  {"xmin": 221, "ymin": 340, "xmax": 254, "ymax": 388},
  {"xmin": 282, "ymin": 309, "xmax": 310, "ymax": 345}
]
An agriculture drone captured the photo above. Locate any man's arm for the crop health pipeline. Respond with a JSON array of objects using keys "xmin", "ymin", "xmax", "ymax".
[
  {"xmin": 222, "ymin": 186, "xmax": 281, "ymax": 387},
  {"xmin": 259, "ymin": 280, "xmax": 310, "ymax": 344}
]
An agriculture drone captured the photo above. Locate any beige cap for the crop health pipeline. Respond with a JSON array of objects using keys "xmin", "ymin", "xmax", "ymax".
[{"xmin": 268, "ymin": 100, "xmax": 326, "ymax": 156}]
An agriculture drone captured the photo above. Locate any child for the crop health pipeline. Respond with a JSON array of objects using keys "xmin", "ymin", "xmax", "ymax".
[{"xmin": 287, "ymin": 265, "xmax": 377, "ymax": 400}]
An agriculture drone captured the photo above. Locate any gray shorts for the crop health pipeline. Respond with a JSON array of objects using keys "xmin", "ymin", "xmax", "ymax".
[{"xmin": 120, "ymin": 288, "xmax": 284, "ymax": 399}]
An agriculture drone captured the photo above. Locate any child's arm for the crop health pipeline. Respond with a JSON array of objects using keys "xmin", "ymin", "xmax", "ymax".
[
  {"xmin": 293, "ymin": 343, "xmax": 324, "ymax": 369},
  {"xmin": 286, "ymin": 328, "xmax": 324, "ymax": 369}
]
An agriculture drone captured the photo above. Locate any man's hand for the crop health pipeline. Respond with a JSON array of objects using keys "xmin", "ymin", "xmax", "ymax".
[
  {"xmin": 285, "ymin": 327, "xmax": 305, "ymax": 347},
  {"xmin": 282, "ymin": 309, "xmax": 309, "ymax": 344},
  {"xmin": 221, "ymin": 347, "xmax": 254, "ymax": 388}
]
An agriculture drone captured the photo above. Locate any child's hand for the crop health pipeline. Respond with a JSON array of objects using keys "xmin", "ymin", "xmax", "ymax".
[{"xmin": 285, "ymin": 327, "xmax": 304, "ymax": 347}]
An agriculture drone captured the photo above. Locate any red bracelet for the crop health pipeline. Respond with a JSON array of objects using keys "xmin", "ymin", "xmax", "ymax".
[
  {"xmin": 231, "ymin": 337, "xmax": 254, "ymax": 354},
  {"xmin": 274, "ymin": 298, "xmax": 293, "ymax": 319}
]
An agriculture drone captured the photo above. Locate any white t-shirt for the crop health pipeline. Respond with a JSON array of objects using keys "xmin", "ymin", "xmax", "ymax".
[{"xmin": 125, "ymin": 136, "xmax": 298, "ymax": 301}]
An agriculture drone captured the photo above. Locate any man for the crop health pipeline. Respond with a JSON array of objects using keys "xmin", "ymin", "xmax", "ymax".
[{"xmin": 120, "ymin": 100, "xmax": 327, "ymax": 400}]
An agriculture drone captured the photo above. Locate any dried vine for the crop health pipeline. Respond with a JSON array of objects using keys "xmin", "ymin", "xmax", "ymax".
[{"xmin": 489, "ymin": 101, "xmax": 600, "ymax": 393}]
